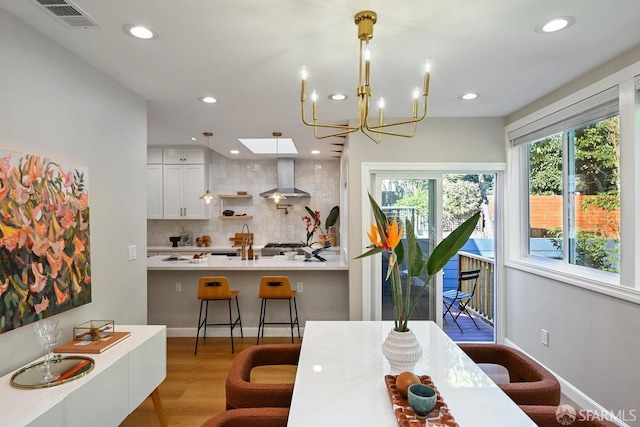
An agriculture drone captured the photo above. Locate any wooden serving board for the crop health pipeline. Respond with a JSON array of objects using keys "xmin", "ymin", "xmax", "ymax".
[
  {"xmin": 229, "ymin": 233, "xmax": 253, "ymax": 247},
  {"xmin": 384, "ymin": 375, "xmax": 459, "ymax": 427}
]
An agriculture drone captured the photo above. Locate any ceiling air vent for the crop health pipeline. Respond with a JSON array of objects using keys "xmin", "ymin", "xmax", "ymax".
[{"xmin": 33, "ymin": 0, "xmax": 102, "ymax": 28}]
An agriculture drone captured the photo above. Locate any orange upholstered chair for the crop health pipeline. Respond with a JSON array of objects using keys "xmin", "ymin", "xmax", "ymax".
[
  {"xmin": 195, "ymin": 277, "xmax": 243, "ymax": 354},
  {"xmin": 257, "ymin": 276, "xmax": 300, "ymax": 345},
  {"xmin": 225, "ymin": 344, "xmax": 301, "ymax": 410},
  {"xmin": 520, "ymin": 405, "xmax": 619, "ymax": 427},
  {"xmin": 201, "ymin": 408, "xmax": 289, "ymax": 427},
  {"xmin": 458, "ymin": 343, "xmax": 561, "ymax": 406}
]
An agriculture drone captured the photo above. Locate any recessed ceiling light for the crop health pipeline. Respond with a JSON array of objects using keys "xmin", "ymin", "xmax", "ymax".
[
  {"xmin": 122, "ymin": 24, "xmax": 158, "ymax": 40},
  {"xmin": 199, "ymin": 96, "xmax": 218, "ymax": 104},
  {"xmin": 230, "ymin": 150, "xmax": 240, "ymax": 155},
  {"xmin": 191, "ymin": 137, "xmax": 197, "ymax": 141},
  {"xmin": 311, "ymin": 150, "xmax": 320, "ymax": 155},
  {"xmin": 460, "ymin": 93, "xmax": 479, "ymax": 100},
  {"xmin": 329, "ymin": 94, "xmax": 347, "ymax": 101},
  {"xmin": 536, "ymin": 16, "xmax": 576, "ymax": 33}
]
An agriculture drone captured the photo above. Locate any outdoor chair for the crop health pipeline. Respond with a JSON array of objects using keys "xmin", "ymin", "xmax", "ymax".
[{"xmin": 442, "ymin": 269, "xmax": 481, "ymax": 333}]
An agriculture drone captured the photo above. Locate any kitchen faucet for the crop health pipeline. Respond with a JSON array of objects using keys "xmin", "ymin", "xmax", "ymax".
[{"xmin": 241, "ymin": 223, "xmax": 251, "ymax": 260}]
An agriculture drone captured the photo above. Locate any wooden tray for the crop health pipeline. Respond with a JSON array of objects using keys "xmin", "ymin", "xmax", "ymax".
[{"xmin": 384, "ymin": 375, "xmax": 459, "ymax": 427}]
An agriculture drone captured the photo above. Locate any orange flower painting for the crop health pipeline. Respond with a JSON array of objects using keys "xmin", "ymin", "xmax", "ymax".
[{"xmin": 0, "ymin": 150, "xmax": 91, "ymax": 333}]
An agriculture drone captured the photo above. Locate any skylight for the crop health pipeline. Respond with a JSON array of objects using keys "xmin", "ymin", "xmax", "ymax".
[{"xmin": 238, "ymin": 137, "xmax": 298, "ymax": 155}]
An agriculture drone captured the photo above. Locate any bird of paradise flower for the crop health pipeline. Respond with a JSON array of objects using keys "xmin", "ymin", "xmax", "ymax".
[
  {"xmin": 356, "ymin": 192, "xmax": 479, "ymax": 332},
  {"xmin": 0, "ymin": 150, "xmax": 91, "ymax": 333}
]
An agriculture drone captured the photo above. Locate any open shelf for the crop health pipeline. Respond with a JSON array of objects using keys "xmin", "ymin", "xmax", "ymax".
[{"xmin": 219, "ymin": 194, "xmax": 252, "ymax": 219}]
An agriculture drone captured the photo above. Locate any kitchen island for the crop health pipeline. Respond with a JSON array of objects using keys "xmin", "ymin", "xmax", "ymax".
[{"xmin": 147, "ymin": 254, "xmax": 349, "ymax": 337}]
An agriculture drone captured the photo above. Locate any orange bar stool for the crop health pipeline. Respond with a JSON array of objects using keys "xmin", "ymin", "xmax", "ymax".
[
  {"xmin": 257, "ymin": 276, "xmax": 300, "ymax": 345},
  {"xmin": 195, "ymin": 276, "xmax": 243, "ymax": 354}
]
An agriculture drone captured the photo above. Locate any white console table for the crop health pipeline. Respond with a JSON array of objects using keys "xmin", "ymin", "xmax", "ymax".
[{"xmin": 0, "ymin": 325, "xmax": 167, "ymax": 427}]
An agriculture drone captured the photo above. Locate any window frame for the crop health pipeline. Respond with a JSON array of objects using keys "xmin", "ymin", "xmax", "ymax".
[{"xmin": 505, "ymin": 65, "xmax": 640, "ymax": 305}]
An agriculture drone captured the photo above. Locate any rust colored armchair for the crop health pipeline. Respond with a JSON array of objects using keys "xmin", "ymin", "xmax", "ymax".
[
  {"xmin": 225, "ymin": 344, "xmax": 301, "ymax": 410},
  {"xmin": 201, "ymin": 408, "xmax": 289, "ymax": 427},
  {"xmin": 458, "ymin": 344, "xmax": 561, "ymax": 406},
  {"xmin": 520, "ymin": 405, "xmax": 619, "ymax": 427}
]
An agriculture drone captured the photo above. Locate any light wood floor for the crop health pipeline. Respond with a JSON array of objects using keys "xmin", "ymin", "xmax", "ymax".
[{"xmin": 120, "ymin": 336, "xmax": 300, "ymax": 427}]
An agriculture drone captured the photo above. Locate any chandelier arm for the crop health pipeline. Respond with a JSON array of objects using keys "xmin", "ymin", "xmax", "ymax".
[
  {"xmin": 313, "ymin": 126, "xmax": 361, "ymax": 140},
  {"xmin": 301, "ymin": 100, "xmax": 361, "ymax": 132},
  {"xmin": 364, "ymin": 96, "xmax": 428, "ymax": 135}
]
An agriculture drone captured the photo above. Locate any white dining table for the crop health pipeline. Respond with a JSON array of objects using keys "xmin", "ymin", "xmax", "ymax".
[{"xmin": 287, "ymin": 321, "xmax": 537, "ymax": 426}]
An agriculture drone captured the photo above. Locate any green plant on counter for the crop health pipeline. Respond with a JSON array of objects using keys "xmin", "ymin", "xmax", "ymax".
[{"xmin": 302, "ymin": 205, "xmax": 339, "ymax": 246}]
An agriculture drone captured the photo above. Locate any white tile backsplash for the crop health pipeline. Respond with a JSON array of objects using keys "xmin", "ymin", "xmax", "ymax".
[{"xmin": 147, "ymin": 152, "xmax": 341, "ymax": 248}]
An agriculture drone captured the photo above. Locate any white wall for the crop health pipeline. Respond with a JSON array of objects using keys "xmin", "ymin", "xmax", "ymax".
[
  {"xmin": 345, "ymin": 117, "xmax": 506, "ymax": 319},
  {"xmin": 0, "ymin": 9, "xmax": 148, "ymax": 375},
  {"xmin": 505, "ymin": 269, "xmax": 639, "ymax": 419},
  {"xmin": 504, "ymin": 48, "xmax": 640, "ymax": 426}
]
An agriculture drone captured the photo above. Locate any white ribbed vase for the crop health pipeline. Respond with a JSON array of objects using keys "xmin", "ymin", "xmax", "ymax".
[{"xmin": 381, "ymin": 328, "xmax": 423, "ymax": 373}]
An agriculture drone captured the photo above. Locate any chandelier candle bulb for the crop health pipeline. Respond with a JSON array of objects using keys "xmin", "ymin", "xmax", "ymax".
[
  {"xmin": 301, "ymin": 68, "xmax": 307, "ymax": 102},
  {"xmin": 312, "ymin": 90, "xmax": 318, "ymax": 120},
  {"xmin": 424, "ymin": 60, "xmax": 431, "ymax": 96}
]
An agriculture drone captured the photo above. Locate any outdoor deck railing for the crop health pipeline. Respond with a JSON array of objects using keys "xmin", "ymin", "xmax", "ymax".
[{"xmin": 457, "ymin": 251, "xmax": 495, "ymax": 325}]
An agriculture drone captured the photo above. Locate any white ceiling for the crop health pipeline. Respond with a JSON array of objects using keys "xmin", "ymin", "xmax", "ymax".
[{"xmin": 2, "ymin": 0, "xmax": 640, "ymax": 159}]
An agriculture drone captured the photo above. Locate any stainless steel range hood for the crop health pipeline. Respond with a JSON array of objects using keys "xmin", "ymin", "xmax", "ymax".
[{"xmin": 260, "ymin": 158, "xmax": 310, "ymax": 198}]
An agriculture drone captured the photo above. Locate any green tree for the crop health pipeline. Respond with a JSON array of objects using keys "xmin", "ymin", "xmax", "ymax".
[
  {"xmin": 528, "ymin": 134, "xmax": 562, "ymax": 195},
  {"xmin": 442, "ymin": 179, "xmax": 481, "ymax": 220}
]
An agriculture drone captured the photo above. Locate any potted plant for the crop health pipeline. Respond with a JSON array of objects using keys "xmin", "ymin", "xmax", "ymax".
[
  {"xmin": 356, "ymin": 193, "xmax": 479, "ymax": 371},
  {"xmin": 302, "ymin": 205, "xmax": 339, "ymax": 247}
]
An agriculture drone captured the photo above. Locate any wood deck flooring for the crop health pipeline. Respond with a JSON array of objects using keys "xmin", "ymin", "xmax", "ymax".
[{"xmin": 442, "ymin": 304, "xmax": 495, "ymax": 342}]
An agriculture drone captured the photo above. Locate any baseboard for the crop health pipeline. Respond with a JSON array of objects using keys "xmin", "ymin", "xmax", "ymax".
[
  {"xmin": 167, "ymin": 326, "xmax": 305, "ymax": 338},
  {"xmin": 504, "ymin": 339, "xmax": 629, "ymax": 427}
]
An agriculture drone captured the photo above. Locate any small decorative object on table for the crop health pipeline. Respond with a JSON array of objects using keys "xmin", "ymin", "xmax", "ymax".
[
  {"xmin": 384, "ymin": 374, "xmax": 458, "ymax": 427},
  {"xmin": 356, "ymin": 193, "xmax": 479, "ymax": 371},
  {"xmin": 55, "ymin": 321, "xmax": 131, "ymax": 355},
  {"xmin": 189, "ymin": 253, "xmax": 209, "ymax": 263},
  {"xmin": 196, "ymin": 235, "xmax": 212, "ymax": 247},
  {"xmin": 73, "ymin": 320, "xmax": 114, "ymax": 341},
  {"xmin": 180, "ymin": 229, "xmax": 193, "ymax": 246},
  {"xmin": 32, "ymin": 319, "xmax": 63, "ymax": 383}
]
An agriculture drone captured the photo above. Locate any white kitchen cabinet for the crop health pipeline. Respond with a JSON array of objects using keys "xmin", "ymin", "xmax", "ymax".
[
  {"xmin": 146, "ymin": 164, "xmax": 163, "ymax": 219},
  {"xmin": 163, "ymin": 164, "xmax": 207, "ymax": 219},
  {"xmin": 147, "ymin": 147, "xmax": 163, "ymax": 164},
  {"xmin": 163, "ymin": 147, "xmax": 205, "ymax": 164}
]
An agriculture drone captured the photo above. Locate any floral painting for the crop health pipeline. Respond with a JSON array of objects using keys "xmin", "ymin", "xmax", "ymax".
[{"xmin": 0, "ymin": 149, "xmax": 91, "ymax": 333}]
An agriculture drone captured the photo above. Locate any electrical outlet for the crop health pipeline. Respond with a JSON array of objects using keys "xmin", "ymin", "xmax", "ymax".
[
  {"xmin": 541, "ymin": 329, "xmax": 549, "ymax": 346},
  {"xmin": 128, "ymin": 245, "xmax": 136, "ymax": 261},
  {"xmin": 297, "ymin": 282, "xmax": 303, "ymax": 292},
  {"xmin": 176, "ymin": 282, "xmax": 182, "ymax": 292}
]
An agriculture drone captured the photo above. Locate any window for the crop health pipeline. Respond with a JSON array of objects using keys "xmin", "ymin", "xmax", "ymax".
[
  {"xmin": 509, "ymin": 87, "xmax": 620, "ymax": 275},
  {"xmin": 527, "ymin": 115, "xmax": 620, "ymax": 273}
]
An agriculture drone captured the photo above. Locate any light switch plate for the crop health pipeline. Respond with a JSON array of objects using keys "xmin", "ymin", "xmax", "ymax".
[{"xmin": 128, "ymin": 245, "xmax": 137, "ymax": 261}]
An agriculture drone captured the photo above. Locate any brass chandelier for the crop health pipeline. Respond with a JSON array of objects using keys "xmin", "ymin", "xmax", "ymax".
[{"xmin": 300, "ymin": 10, "xmax": 431, "ymax": 144}]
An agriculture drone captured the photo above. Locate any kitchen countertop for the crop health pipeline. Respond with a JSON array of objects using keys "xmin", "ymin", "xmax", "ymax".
[{"xmin": 147, "ymin": 254, "xmax": 348, "ymax": 271}]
